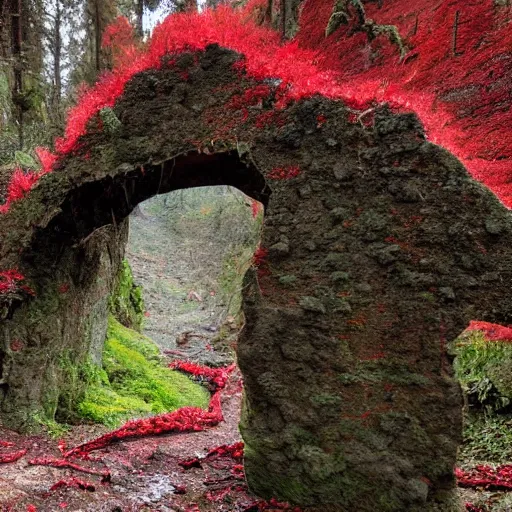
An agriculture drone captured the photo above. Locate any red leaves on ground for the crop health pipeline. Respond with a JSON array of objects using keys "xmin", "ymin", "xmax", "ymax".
[
  {"xmin": 0, "ymin": 448, "xmax": 27, "ymax": 463},
  {"xmin": 49, "ymin": 477, "xmax": 96, "ymax": 492},
  {"xmin": 465, "ymin": 504, "xmax": 484, "ymax": 512},
  {"xmin": 28, "ymin": 457, "xmax": 110, "ymax": 478},
  {"xmin": 170, "ymin": 361, "xmax": 235, "ymax": 390},
  {"xmin": 456, "ymin": 465, "xmax": 512, "ymax": 491},
  {"xmin": 179, "ymin": 441, "xmax": 303, "ymax": 511},
  {"xmin": 63, "ymin": 362, "xmax": 234, "ymax": 458}
]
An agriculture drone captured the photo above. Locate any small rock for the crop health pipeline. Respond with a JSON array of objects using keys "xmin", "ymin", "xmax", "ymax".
[
  {"xmin": 299, "ymin": 296, "xmax": 326, "ymax": 314},
  {"xmin": 333, "ymin": 163, "xmax": 352, "ymax": 181},
  {"xmin": 485, "ymin": 217, "xmax": 504, "ymax": 235},
  {"xmin": 299, "ymin": 185, "xmax": 312, "ymax": 198},
  {"xmin": 269, "ymin": 242, "xmax": 290, "ymax": 257},
  {"xmin": 439, "ymin": 287, "xmax": 455, "ymax": 301},
  {"xmin": 330, "ymin": 271, "xmax": 350, "ymax": 283}
]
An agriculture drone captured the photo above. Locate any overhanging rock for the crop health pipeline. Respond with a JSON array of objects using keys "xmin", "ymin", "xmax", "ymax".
[{"xmin": 0, "ymin": 45, "xmax": 511, "ymax": 511}]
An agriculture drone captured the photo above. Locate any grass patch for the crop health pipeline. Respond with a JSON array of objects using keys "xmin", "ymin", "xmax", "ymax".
[
  {"xmin": 77, "ymin": 317, "xmax": 210, "ymax": 428},
  {"xmin": 453, "ymin": 330, "xmax": 512, "ymax": 412},
  {"xmin": 459, "ymin": 413, "xmax": 512, "ymax": 465},
  {"xmin": 453, "ymin": 330, "xmax": 512, "ymax": 466}
]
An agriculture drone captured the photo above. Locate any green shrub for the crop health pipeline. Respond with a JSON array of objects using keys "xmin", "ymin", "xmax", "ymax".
[{"xmin": 453, "ymin": 330, "xmax": 512, "ymax": 412}]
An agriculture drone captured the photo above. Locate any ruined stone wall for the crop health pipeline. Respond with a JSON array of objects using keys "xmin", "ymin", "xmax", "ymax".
[
  {"xmin": 0, "ymin": 46, "xmax": 511, "ymax": 510},
  {"xmin": 0, "ymin": 221, "xmax": 127, "ymax": 429}
]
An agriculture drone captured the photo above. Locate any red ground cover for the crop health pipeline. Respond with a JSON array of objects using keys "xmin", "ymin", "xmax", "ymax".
[
  {"xmin": 457, "ymin": 465, "xmax": 512, "ymax": 491},
  {"xmin": 466, "ymin": 321, "xmax": 512, "ymax": 342},
  {"xmin": 1, "ymin": 3, "xmax": 510, "ymax": 214},
  {"xmin": 297, "ymin": 0, "xmax": 512, "ymax": 207}
]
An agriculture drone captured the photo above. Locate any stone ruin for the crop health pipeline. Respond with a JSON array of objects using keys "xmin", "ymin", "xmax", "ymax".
[{"xmin": 0, "ymin": 46, "xmax": 511, "ymax": 510}]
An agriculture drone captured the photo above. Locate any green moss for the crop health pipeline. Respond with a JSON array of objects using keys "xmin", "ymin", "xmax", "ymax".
[
  {"xmin": 60, "ymin": 316, "xmax": 209, "ymax": 428},
  {"xmin": 338, "ymin": 361, "xmax": 431, "ymax": 387},
  {"xmin": 278, "ymin": 274, "xmax": 297, "ymax": 287},
  {"xmin": 109, "ymin": 259, "xmax": 145, "ymax": 331}
]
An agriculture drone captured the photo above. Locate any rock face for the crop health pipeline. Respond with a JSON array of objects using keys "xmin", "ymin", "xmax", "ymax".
[{"xmin": 0, "ymin": 45, "xmax": 511, "ymax": 510}]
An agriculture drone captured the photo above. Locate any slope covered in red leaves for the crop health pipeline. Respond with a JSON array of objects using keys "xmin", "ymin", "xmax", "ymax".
[
  {"xmin": 1, "ymin": 2, "xmax": 511, "ymax": 212},
  {"xmin": 298, "ymin": 0, "xmax": 512, "ymax": 207}
]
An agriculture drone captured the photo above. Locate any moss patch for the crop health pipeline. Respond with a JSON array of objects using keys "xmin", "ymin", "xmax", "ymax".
[
  {"xmin": 77, "ymin": 317, "xmax": 210, "ymax": 428},
  {"xmin": 109, "ymin": 259, "xmax": 145, "ymax": 331}
]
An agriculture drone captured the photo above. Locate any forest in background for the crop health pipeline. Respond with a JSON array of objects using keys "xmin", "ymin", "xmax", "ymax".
[{"xmin": 0, "ymin": 0, "xmax": 204, "ymax": 168}]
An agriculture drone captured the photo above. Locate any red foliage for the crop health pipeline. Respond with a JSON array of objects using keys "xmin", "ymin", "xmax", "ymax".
[
  {"xmin": 4, "ymin": 3, "xmax": 509, "ymax": 213},
  {"xmin": 0, "ymin": 448, "xmax": 27, "ymax": 464},
  {"xmin": 169, "ymin": 361, "xmax": 235, "ymax": 389},
  {"xmin": 267, "ymin": 165, "xmax": 300, "ymax": 180},
  {"xmin": 251, "ymin": 199, "xmax": 261, "ymax": 218},
  {"xmin": 180, "ymin": 442, "xmax": 303, "ymax": 511},
  {"xmin": 0, "ymin": 268, "xmax": 32, "ymax": 296},
  {"xmin": 28, "ymin": 457, "xmax": 110, "ymax": 477},
  {"xmin": 253, "ymin": 247, "xmax": 268, "ymax": 266},
  {"xmin": 35, "ymin": 147, "xmax": 57, "ymax": 175},
  {"xmin": 49, "ymin": 477, "xmax": 96, "ymax": 492},
  {"xmin": 297, "ymin": 0, "xmax": 512, "ymax": 207},
  {"xmin": 0, "ymin": 168, "xmax": 42, "ymax": 214},
  {"xmin": 465, "ymin": 504, "xmax": 484, "ymax": 512},
  {"xmin": 466, "ymin": 321, "xmax": 512, "ymax": 342},
  {"xmin": 10, "ymin": 339, "xmax": 24, "ymax": 352},
  {"xmin": 228, "ymin": 85, "xmax": 272, "ymax": 110},
  {"xmin": 456, "ymin": 465, "xmax": 512, "ymax": 491},
  {"xmin": 62, "ymin": 362, "xmax": 234, "ymax": 458},
  {"xmin": 102, "ymin": 16, "xmax": 140, "ymax": 69}
]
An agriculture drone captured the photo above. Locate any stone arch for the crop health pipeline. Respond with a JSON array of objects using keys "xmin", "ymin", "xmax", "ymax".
[{"xmin": 0, "ymin": 44, "xmax": 511, "ymax": 511}]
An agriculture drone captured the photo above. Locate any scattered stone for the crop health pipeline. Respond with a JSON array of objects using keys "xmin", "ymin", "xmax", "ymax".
[
  {"xmin": 299, "ymin": 296, "xmax": 326, "ymax": 314},
  {"xmin": 439, "ymin": 287, "xmax": 456, "ymax": 301}
]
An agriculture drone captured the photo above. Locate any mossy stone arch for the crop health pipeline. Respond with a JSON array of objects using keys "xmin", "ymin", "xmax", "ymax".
[{"xmin": 1, "ymin": 45, "xmax": 511, "ymax": 511}]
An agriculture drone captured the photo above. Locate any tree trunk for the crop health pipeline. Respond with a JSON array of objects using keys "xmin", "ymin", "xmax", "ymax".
[
  {"xmin": 94, "ymin": 0, "xmax": 101, "ymax": 72},
  {"xmin": 53, "ymin": 0, "xmax": 62, "ymax": 107},
  {"xmin": 135, "ymin": 0, "xmax": 143, "ymax": 39},
  {"xmin": 10, "ymin": 0, "xmax": 23, "ymax": 149}
]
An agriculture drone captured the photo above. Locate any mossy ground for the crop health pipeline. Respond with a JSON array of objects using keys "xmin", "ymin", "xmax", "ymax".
[{"xmin": 76, "ymin": 316, "xmax": 210, "ymax": 428}]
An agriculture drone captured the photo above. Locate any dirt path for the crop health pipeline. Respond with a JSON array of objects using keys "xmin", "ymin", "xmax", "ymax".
[
  {"xmin": 0, "ymin": 368, "xmax": 245, "ymax": 512},
  {"xmin": 126, "ymin": 200, "xmax": 241, "ymax": 367}
]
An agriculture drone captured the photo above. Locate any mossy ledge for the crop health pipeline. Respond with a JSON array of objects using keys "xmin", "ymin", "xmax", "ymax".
[{"xmin": 58, "ymin": 316, "xmax": 210, "ymax": 428}]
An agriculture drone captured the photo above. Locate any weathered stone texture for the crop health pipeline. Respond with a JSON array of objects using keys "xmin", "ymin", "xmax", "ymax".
[{"xmin": 0, "ymin": 45, "xmax": 511, "ymax": 510}]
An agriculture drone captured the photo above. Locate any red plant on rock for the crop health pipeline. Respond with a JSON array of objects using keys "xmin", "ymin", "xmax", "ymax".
[
  {"xmin": 0, "ymin": 168, "xmax": 42, "ymax": 214},
  {"xmin": 267, "ymin": 165, "xmax": 300, "ymax": 180},
  {"xmin": 35, "ymin": 147, "xmax": 58, "ymax": 175},
  {"xmin": 466, "ymin": 321, "xmax": 512, "ymax": 342},
  {"xmin": 0, "ymin": 268, "xmax": 33, "ymax": 297}
]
